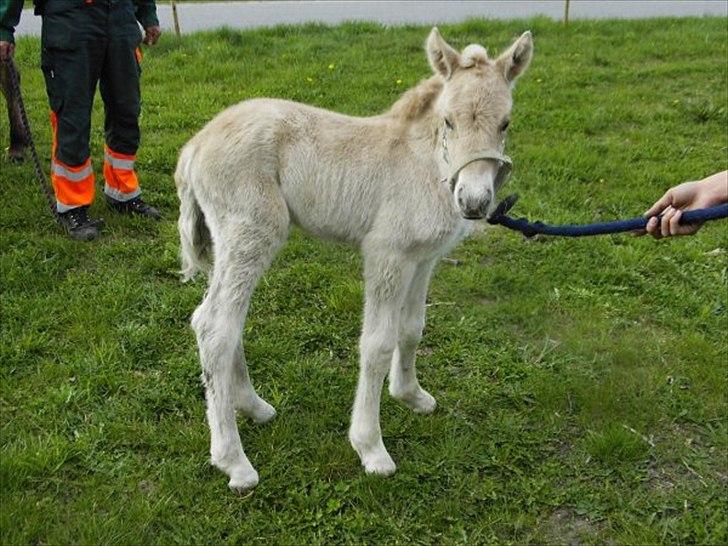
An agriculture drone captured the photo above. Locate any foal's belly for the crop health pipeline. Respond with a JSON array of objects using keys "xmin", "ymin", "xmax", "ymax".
[{"xmin": 279, "ymin": 171, "xmax": 378, "ymax": 245}]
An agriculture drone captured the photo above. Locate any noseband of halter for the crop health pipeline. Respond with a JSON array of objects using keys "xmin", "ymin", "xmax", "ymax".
[
  {"xmin": 446, "ymin": 151, "xmax": 512, "ymax": 193},
  {"xmin": 440, "ymin": 122, "xmax": 512, "ymax": 193}
]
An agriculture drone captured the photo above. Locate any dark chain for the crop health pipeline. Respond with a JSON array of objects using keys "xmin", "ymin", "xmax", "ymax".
[{"xmin": 3, "ymin": 58, "xmax": 61, "ymax": 223}]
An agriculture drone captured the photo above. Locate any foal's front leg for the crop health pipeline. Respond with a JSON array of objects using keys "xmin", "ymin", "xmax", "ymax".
[{"xmin": 349, "ymin": 255, "xmax": 415, "ymax": 476}]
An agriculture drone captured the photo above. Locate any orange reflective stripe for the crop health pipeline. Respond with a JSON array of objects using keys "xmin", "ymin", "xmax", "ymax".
[
  {"xmin": 52, "ymin": 159, "xmax": 93, "ymax": 181},
  {"xmin": 50, "ymin": 110, "xmax": 95, "ymax": 209},
  {"xmin": 135, "ymin": 47, "xmax": 143, "ymax": 64},
  {"xmin": 103, "ymin": 145, "xmax": 140, "ymax": 200},
  {"xmin": 105, "ymin": 146, "xmax": 136, "ymax": 162},
  {"xmin": 103, "ymin": 165, "xmax": 139, "ymax": 195},
  {"xmin": 50, "ymin": 111, "xmax": 58, "ymax": 158},
  {"xmin": 54, "ymin": 174, "xmax": 95, "ymax": 210}
]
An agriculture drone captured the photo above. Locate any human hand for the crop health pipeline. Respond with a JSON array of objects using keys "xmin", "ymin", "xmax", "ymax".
[
  {"xmin": 642, "ymin": 171, "xmax": 728, "ymax": 239},
  {"xmin": 143, "ymin": 26, "xmax": 161, "ymax": 45},
  {"xmin": 0, "ymin": 41, "xmax": 15, "ymax": 62}
]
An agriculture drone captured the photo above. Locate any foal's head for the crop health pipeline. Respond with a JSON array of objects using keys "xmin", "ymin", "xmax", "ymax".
[{"xmin": 427, "ymin": 28, "xmax": 533, "ymax": 219}]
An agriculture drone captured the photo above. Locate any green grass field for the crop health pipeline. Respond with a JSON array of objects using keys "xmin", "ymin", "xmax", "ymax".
[{"xmin": 1, "ymin": 17, "xmax": 727, "ymax": 545}]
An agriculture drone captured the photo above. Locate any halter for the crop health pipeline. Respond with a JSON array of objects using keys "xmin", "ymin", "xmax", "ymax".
[{"xmin": 440, "ymin": 121, "xmax": 513, "ymax": 193}]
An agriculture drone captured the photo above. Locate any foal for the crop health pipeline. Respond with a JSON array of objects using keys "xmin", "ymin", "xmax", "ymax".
[{"xmin": 176, "ymin": 28, "xmax": 533, "ymax": 491}]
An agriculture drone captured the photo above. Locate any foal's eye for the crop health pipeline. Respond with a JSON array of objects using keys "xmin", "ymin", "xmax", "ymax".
[
  {"xmin": 500, "ymin": 119, "xmax": 510, "ymax": 132},
  {"xmin": 444, "ymin": 118, "xmax": 454, "ymax": 131}
]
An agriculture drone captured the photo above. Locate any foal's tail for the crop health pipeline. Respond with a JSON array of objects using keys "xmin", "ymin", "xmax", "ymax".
[{"xmin": 175, "ymin": 142, "xmax": 212, "ymax": 282}]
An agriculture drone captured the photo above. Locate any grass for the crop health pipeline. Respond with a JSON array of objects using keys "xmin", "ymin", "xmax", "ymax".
[{"xmin": 1, "ymin": 17, "xmax": 727, "ymax": 545}]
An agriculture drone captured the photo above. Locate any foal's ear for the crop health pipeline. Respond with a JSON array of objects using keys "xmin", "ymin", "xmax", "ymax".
[
  {"xmin": 497, "ymin": 31, "xmax": 534, "ymax": 84},
  {"xmin": 427, "ymin": 27, "xmax": 460, "ymax": 79}
]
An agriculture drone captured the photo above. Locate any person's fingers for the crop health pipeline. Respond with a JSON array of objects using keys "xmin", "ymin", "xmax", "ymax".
[
  {"xmin": 668, "ymin": 209, "xmax": 704, "ymax": 237},
  {"xmin": 144, "ymin": 27, "xmax": 161, "ymax": 46},
  {"xmin": 643, "ymin": 216, "xmax": 659, "ymax": 238},
  {"xmin": 660, "ymin": 206, "xmax": 677, "ymax": 237},
  {"xmin": 645, "ymin": 190, "xmax": 673, "ymax": 217},
  {"xmin": 647, "ymin": 216, "xmax": 663, "ymax": 239},
  {"xmin": 672, "ymin": 210, "xmax": 703, "ymax": 236},
  {"xmin": 668, "ymin": 208, "xmax": 683, "ymax": 236}
]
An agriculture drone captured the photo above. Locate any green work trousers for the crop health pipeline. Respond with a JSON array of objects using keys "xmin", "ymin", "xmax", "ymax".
[{"xmin": 40, "ymin": 0, "xmax": 143, "ymax": 167}]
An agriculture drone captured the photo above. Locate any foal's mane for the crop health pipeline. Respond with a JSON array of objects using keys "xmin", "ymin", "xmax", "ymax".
[{"xmin": 387, "ymin": 76, "xmax": 443, "ymax": 121}]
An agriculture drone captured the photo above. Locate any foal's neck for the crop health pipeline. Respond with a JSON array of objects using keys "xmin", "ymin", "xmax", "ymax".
[
  {"xmin": 386, "ymin": 76, "xmax": 443, "ymax": 143},
  {"xmin": 387, "ymin": 76, "xmax": 443, "ymax": 120}
]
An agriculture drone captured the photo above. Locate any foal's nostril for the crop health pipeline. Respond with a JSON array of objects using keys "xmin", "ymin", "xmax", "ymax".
[{"xmin": 457, "ymin": 192, "xmax": 468, "ymax": 211}]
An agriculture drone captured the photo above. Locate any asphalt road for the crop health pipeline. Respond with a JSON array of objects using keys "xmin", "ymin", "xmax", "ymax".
[{"xmin": 12, "ymin": 1, "xmax": 728, "ymax": 37}]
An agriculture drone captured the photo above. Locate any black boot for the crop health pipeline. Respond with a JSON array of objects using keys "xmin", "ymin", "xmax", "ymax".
[
  {"xmin": 105, "ymin": 194, "xmax": 161, "ymax": 220},
  {"xmin": 57, "ymin": 205, "xmax": 104, "ymax": 241}
]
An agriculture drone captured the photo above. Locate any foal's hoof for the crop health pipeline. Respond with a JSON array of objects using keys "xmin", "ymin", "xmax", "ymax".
[
  {"xmin": 411, "ymin": 389, "xmax": 437, "ymax": 414},
  {"xmin": 392, "ymin": 388, "xmax": 437, "ymax": 414},
  {"xmin": 350, "ymin": 436, "xmax": 397, "ymax": 476},
  {"xmin": 238, "ymin": 397, "xmax": 277, "ymax": 424},
  {"xmin": 251, "ymin": 399, "xmax": 277, "ymax": 424},
  {"xmin": 362, "ymin": 451, "xmax": 397, "ymax": 476},
  {"xmin": 228, "ymin": 468, "xmax": 259, "ymax": 493}
]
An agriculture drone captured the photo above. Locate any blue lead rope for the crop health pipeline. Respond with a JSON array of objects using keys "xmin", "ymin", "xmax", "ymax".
[{"xmin": 487, "ymin": 194, "xmax": 728, "ymax": 238}]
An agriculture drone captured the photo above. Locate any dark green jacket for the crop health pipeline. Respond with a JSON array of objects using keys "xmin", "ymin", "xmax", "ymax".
[{"xmin": 0, "ymin": 0, "xmax": 159, "ymax": 43}]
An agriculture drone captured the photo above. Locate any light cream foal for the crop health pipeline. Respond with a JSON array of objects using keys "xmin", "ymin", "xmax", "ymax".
[{"xmin": 175, "ymin": 27, "xmax": 533, "ymax": 491}]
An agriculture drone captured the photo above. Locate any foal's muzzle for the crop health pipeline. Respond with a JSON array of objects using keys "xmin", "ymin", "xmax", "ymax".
[{"xmin": 448, "ymin": 151, "xmax": 513, "ymax": 219}]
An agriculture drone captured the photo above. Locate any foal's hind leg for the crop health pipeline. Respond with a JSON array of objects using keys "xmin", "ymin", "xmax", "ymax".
[
  {"xmin": 349, "ymin": 250, "xmax": 416, "ymax": 475},
  {"xmin": 389, "ymin": 258, "xmax": 438, "ymax": 414},
  {"xmin": 193, "ymin": 207, "xmax": 288, "ymax": 492},
  {"xmin": 232, "ymin": 341, "xmax": 276, "ymax": 423}
]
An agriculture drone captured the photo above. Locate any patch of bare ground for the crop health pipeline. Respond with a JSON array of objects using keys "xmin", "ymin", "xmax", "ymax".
[
  {"xmin": 645, "ymin": 422, "xmax": 726, "ymax": 491},
  {"xmin": 543, "ymin": 508, "xmax": 608, "ymax": 546}
]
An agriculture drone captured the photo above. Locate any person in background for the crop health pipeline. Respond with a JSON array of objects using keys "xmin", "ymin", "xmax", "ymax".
[
  {"xmin": 0, "ymin": 0, "xmax": 162, "ymax": 241},
  {"xmin": 644, "ymin": 170, "xmax": 728, "ymax": 239}
]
